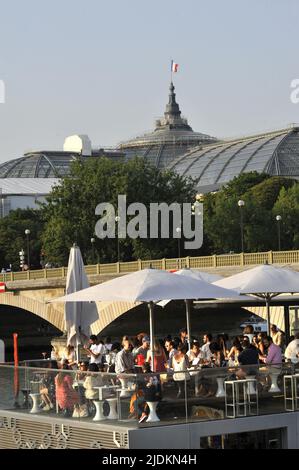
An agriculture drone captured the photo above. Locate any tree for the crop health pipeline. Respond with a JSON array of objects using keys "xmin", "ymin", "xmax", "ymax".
[
  {"xmin": 273, "ymin": 184, "xmax": 299, "ymax": 249},
  {"xmin": 0, "ymin": 209, "xmax": 44, "ymax": 270},
  {"xmin": 40, "ymin": 158, "xmax": 196, "ymax": 265},
  {"xmin": 202, "ymin": 173, "xmax": 297, "ymax": 253}
]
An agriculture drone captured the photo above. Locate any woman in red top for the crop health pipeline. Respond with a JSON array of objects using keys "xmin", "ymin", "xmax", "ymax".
[
  {"xmin": 55, "ymin": 362, "xmax": 79, "ymax": 414},
  {"xmin": 146, "ymin": 340, "xmax": 167, "ymax": 372}
]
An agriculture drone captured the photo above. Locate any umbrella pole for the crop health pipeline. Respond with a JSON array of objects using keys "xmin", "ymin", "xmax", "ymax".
[
  {"xmin": 148, "ymin": 302, "xmax": 155, "ymax": 372},
  {"xmin": 266, "ymin": 296, "xmax": 271, "ymax": 336},
  {"xmin": 185, "ymin": 299, "xmax": 192, "ymax": 350}
]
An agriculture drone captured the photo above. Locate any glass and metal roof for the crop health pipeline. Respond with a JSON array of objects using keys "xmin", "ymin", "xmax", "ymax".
[
  {"xmin": 169, "ymin": 127, "xmax": 299, "ymax": 191},
  {"xmin": 0, "ymin": 151, "xmax": 79, "ymax": 178},
  {"xmin": 0, "ymin": 149, "xmax": 124, "ymax": 179}
]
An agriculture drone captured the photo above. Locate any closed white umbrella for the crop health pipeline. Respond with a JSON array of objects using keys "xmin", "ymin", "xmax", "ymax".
[
  {"xmin": 214, "ymin": 263, "xmax": 299, "ymax": 334},
  {"xmin": 52, "ymin": 268, "xmax": 244, "ymax": 370},
  {"xmin": 65, "ymin": 244, "xmax": 98, "ymax": 357}
]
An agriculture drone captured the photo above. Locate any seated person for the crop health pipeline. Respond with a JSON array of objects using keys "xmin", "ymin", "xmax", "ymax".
[
  {"xmin": 187, "ymin": 341, "xmax": 203, "ymax": 367},
  {"xmin": 55, "ymin": 361, "xmax": 79, "ymax": 416},
  {"xmin": 83, "ymin": 363, "xmax": 103, "ymax": 400},
  {"xmin": 129, "ymin": 362, "xmax": 162, "ymax": 423},
  {"xmin": 260, "ymin": 336, "xmax": 282, "ymax": 368},
  {"xmin": 39, "ymin": 360, "xmax": 58, "ymax": 411},
  {"xmin": 285, "ymin": 333, "xmax": 299, "ymax": 363},
  {"xmin": 236, "ymin": 337, "xmax": 259, "ymax": 379}
]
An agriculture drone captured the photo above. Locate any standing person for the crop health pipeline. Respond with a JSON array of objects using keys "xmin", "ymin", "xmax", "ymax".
[
  {"xmin": 243, "ymin": 325, "xmax": 254, "ymax": 343},
  {"xmin": 104, "ymin": 337, "xmax": 113, "ymax": 353},
  {"xmin": 164, "ymin": 340, "xmax": 178, "ymax": 370},
  {"xmin": 284, "ymin": 333, "xmax": 299, "ymax": 363},
  {"xmin": 226, "ymin": 337, "xmax": 243, "ymax": 366},
  {"xmin": 132, "ymin": 337, "xmax": 142, "ymax": 356},
  {"xmin": 60, "ymin": 345, "xmax": 77, "ymax": 368},
  {"xmin": 201, "ymin": 334, "xmax": 213, "ymax": 363},
  {"xmin": 84, "ymin": 335, "xmax": 105, "ymax": 366},
  {"xmin": 146, "ymin": 339, "xmax": 167, "ymax": 373},
  {"xmin": 270, "ymin": 325, "xmax": 285, "ymax": 349},
  {"xmin": 187, "ymin": 341, "xmax": 202, "ymax": 366},
  {"xmin": 133, "ymin": 336, "xmax": 150, "ymax": 367},
  {"xmin": 209, "ymin": 342, "xmax": 225, "ymax": 367},
  {"xmin": 172, "ymin": 344, "xmax": 190, "ymax": 398},
  {"xmin": 236, "ymin": 337, "xmax": 259, "ymax": 379},
  {"xmin": 179, "ymin": 328, "xmax": 189, "ymax": 349},
  {"xmin": 252, "ymin": 332, "xmax": 267, "ymax": 357},
  {"xmin": 115, "ymin": 339, "xmax": 135, "ymax": 374}
]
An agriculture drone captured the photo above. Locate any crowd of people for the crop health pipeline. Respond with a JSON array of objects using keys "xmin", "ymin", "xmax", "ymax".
[{"xmin": 33, "ymin": 324, "xmax": 299, "ymax": 423}]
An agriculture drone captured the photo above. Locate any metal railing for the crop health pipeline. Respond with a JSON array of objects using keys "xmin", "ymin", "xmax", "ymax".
[
  {"xmin": 1, "ymin": 249, "xmax": 299, "ymax": 283},
  {"xmin": 0, "ymin": 362, "xmax": 297, "ymax": 429}
]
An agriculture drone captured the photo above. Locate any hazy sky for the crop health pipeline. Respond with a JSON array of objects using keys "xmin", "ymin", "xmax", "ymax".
[{"xmin": 0, "ymin": 0, "xmax": 299, "ymax": 164}]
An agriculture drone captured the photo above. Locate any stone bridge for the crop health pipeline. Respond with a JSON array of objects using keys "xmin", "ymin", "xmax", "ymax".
[{"xmin": 1, "ymin": 261, "xmax": 299, "ymax": 335}]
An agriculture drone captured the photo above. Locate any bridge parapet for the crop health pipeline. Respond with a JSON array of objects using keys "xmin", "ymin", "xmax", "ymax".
[{"xmin": 1, "ymin": 250, "xmax": 299, "ymax": 286}]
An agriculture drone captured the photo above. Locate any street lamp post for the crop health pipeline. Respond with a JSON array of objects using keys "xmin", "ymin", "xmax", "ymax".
[
  {"xmin": 25, "ymin": 229, "xmax": 30, "ymax": 269},
  {"xmin": 115, "ymin": 216, "xmax": 120, "ymax": 262},
  {"xmin": 276, "ymin": 215, "xmax": 282, "ymax": 251},
  {"xmin": 238, "ymin": 200, "xmax": 245, "ymax": 253},
  {"xmin": 91, "ymin": 237, "xmax": 96, "ymax": 264},
  {"xmin": 176, "ymin": 227, "xmax": 182, "ymax": 260}
]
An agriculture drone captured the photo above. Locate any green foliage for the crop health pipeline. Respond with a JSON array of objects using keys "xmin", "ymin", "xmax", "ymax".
[
  {"xmin": 40, "ymin": 158, "xmax": 196, "ymax": 265},
  {"xmin": 202, "ymin": 173, "xmax": 298, "ymax": 253},
  {"xmin": 0, "ymin": 209, "xmax": 43, "ymax": 270},
  {"xmin": 273, "ymin": 184, "xmax": 299, "ymax": 249},
  {"xmin": 1, "ymin": 168, "xmax": 299, "ymax": 269}
]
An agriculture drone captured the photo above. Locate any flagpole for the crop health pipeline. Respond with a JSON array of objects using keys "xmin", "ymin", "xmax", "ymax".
[{"xmin": 170, "ymin": 59, "xmax": 173, "ymax": 83}]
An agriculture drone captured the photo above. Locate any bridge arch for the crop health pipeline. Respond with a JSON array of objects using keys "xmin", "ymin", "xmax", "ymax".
[{"xmin": 0, "ymin": 293, "xmax": 65, "ymax": 332}]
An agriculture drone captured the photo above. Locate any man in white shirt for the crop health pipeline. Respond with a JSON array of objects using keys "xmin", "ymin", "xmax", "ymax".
[
  {"xmin": 285, "ymin": 333, "xmax": 299, "ymax": 362},
  {"xmin": 164, "ymin": 340, "xmax": 177, "ymax": 369},
  {"xmin": 84, "ymin": 335, "xmax": 105, "ymax": 365},
  {"xmin": 201, "ymin": 333, "xmax": 213, "ymax": 362}
]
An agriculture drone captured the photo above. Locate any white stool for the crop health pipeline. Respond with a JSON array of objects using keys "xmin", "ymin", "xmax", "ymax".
[
  {"xmin": 106, "ymin": 397, "xmax": 118, "ymax": 419},
  {"xmin": 93, "ymin": 400, "xmax": 105, "ymax": 421},
  {"xmin": 119, "ymin": 378, "xmax": 130, "ymax": 398},
  {"xmin": 246, "ymin": 377, "xmax": 256, "ymax": 394},
  {"xmin": 269, "ymin": 371, "xmax": 280, "ymax": 393},
  {"xmin": 146, "ymin": 401, "xmax": 160, "ymax": 422},
  {"xmin": 29, "ymin": 393, "xmax": 41, "ymax": 413},
  {"xmin": 215, "ymin": 377, "xmax": 226, "ymax": 398}
]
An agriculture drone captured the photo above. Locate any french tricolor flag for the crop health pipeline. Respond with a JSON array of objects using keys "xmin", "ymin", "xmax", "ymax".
[{"xmin": 171, "ymin": 60, "xmax": 179, "ymax": 73}]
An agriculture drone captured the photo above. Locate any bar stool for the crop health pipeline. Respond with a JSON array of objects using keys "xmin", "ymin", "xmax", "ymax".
[
  {"xmin": 92, "ymin": 400, "xmax": 105, "ymax": 421},
  {"xmin": 146, "ymin": 401, "xmax": 160, "ymax": 422},
  {"xmin": 215, "ymin": 377, "xmax": 226, "ymax": 398},
  {"xmin": 284, "ymin": 374, "xmax": 299, "ymax": 411},
  {"xmin": 119, "ymin": 378, "xmax": 131, "ymax": 398},
  {"xmin": 269, "ymin": 370, "xmax": 281, "ymax": 393},
  {"xmin": 225, "ymin": 380, "xmax": 247, "ymax": 418},
  {"xmin": 225, "ymin": 378, "xmax": 258, "ymax": 418},
  {"xmin": 106, "ymin": 397, "xmax": 118, "ymax": 419},
  {"xmin": 29, "ymin": 393, "xmax": 41, "ymax": 413}
]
